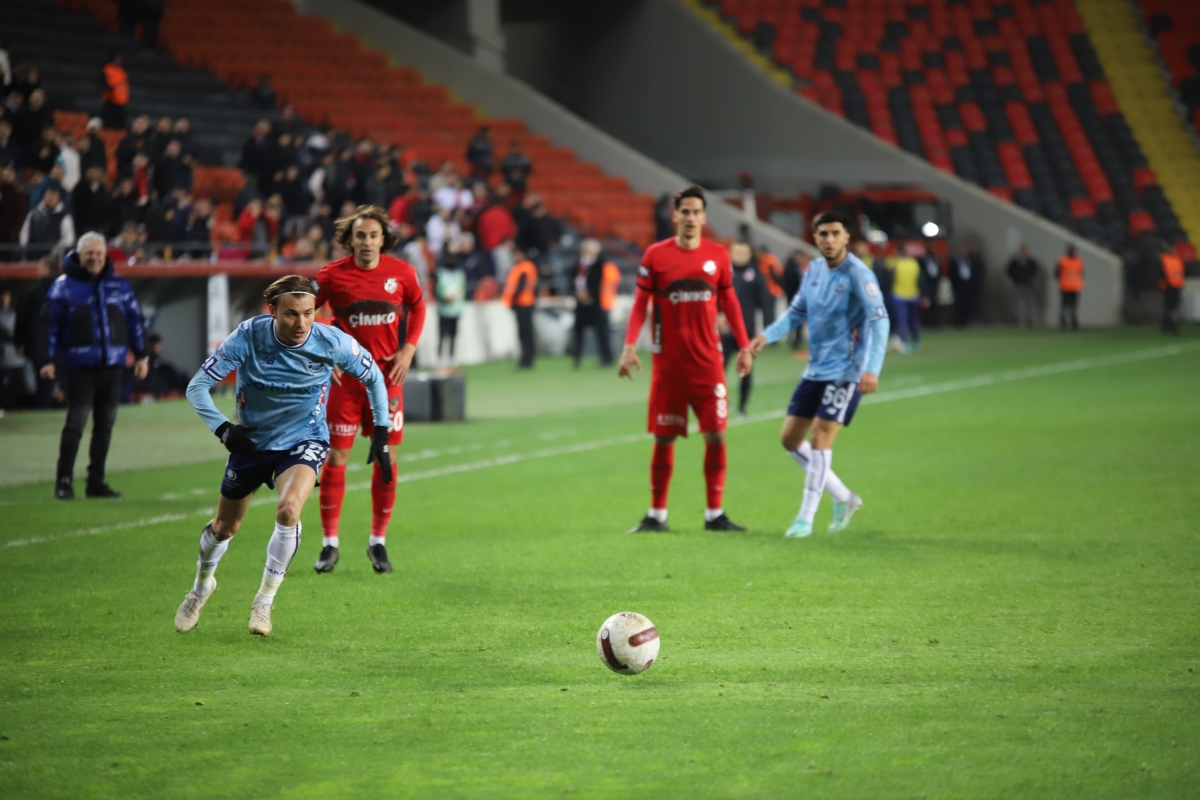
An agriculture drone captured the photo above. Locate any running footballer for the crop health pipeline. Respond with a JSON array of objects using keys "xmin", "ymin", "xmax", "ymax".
[{"xmin": 175, "ymin": 276, "xmax": 394, "ymax": 637}]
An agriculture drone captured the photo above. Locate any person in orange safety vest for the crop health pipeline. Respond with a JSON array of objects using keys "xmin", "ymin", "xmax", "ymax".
[
  {"xmin": 502, "ymin": 253, "xmax": 538, "ymax": 369},
  {"xmin": 1056, "ymin": 245, "xmax": 1084, "ymax": 330},
  {"xmin": 101, "ymin": 53, "xmax": 130, "ymax": 131},
  {"xmin": 1159, "ymin": 245, "xmax": 1185, "ymax": 335}
]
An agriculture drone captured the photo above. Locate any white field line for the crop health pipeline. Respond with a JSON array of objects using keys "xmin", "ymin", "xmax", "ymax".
[{"xmin": 5, "ymin": 342, "xmax": 1195, "ymax": 549}]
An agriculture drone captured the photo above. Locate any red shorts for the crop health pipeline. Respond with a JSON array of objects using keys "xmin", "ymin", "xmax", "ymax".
[
  {"xmin": 647, "ymin": 368, "xmax": 728, "ymax": 438},
  {"xmin": 327, "ymin": 377, "xmax": 404, "ymax": 450}
]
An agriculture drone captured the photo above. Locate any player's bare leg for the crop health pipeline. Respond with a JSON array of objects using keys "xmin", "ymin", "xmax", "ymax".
[
  {"xmin": 701, "ymin": 429, "xmax": 746, "ymax": 532},
  {"xmin": 250, "ymin": 463, "xmax": 318, "ymax": 637},
  {"xmin": 779, "ymin": 416, "xmax": 858, "ymax": 536},
  {"xmin": 175, "ymin": 492, "xmax": 253, "ymax": 632},
  {"xmin": 630, "ymin": 435, "xmax": 675, "ymax": 533}
]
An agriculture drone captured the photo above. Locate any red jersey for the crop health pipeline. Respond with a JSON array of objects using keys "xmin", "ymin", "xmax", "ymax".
[
  {"xmin": 630, "ymin": 238, "xmax": 748, "ymax": 375},
  {"xmin": 315, "ymin": 253, "xmax": 427, "ymax": 362}
]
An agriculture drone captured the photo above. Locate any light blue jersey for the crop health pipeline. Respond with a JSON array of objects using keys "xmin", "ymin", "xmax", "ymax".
[
  {"xmin": 763, "ymin": 252, "xmax": 890, "ymax": 381},
  {"xmin": 186, "ymin": 316, "xmax": 390, "ymax": 452}
]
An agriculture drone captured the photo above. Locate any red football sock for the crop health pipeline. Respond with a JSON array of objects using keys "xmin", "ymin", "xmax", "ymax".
[
  {"xmin": 650, "ymin": 441, "xmax": 674, "ymax": 510},
  {"xmin": 704, "ymin": 441, "xmax": 727, "ymax": 511},
  {"xmin": 370, "ymin": 462, "xmax": 396, "ymax": 540},
  {"xmin": 318, "ymin": 463, "xmax": 346, "ymax": 539}
]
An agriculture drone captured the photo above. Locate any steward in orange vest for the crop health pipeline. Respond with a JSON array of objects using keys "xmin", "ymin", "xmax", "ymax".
[
  {"xmin": 101, "ymin": 55, "xmax": 130, "ymax": 130},
  {"xmin": 1160, "ymin": 250, "xmax": 1185, "ymax": 335},
  {"xmin": 756, "ymin": 247, "xmax": 785, "ymax": 299},
  {"xmin": 502, "ymin": 256, "xmax": 538, "ymax": 368},
  {"xmin": 1056, "ymin": 246, "xmax": 1084, "ymax": 330}
]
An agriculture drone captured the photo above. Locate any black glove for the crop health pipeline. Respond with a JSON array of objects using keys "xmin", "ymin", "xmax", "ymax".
[
  {"xmin": 215, "ymin": 422, "xmax": 258, "ymax": 455},
  {"xmin": 367, "ymin": 427, "xmax": 394, "ymax": 484}
]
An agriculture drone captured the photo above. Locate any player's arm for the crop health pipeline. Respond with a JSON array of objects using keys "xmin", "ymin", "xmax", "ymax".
[
  {"xmin": 852, "ymin": 265, "xmax": 890, "ymax": 394},
  {"xmin": 717, "ymin": 283, "xmax": 755, "ymax": 378},
  {"xmin": 618, "ymin": 285, "xmax": 651, "ymax": 379},
  {"xmin": 185, "ymin": 328, "xmax": 257, "ymax": 453},
  {"xmin": 335, "ymin": 332, "xmax": 394, "ymax": 483},
  {"xmin": 381, "ymin": 278, "xmax": 426, "ymax": 386},
  {"xmin": 753, "ymin": 290, "xmax": 807, "ymax": 353}
]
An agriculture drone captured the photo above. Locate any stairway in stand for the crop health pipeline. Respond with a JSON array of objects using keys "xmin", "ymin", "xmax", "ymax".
[{"xmin": 1075, "ymin": 0, "xmax": 1200, "ymax": 247}]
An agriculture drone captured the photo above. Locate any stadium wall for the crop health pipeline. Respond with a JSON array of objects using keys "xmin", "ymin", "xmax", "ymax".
[
  {"xmin": 496, "ymin": 0, "xmax": 1125, "ymax": 327},
  {"xmin": 289, "ymin": 0, "xmax": 815, "ymax": 261}
]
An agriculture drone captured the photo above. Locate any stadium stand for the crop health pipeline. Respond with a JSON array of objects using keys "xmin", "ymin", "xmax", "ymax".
[
  {"xmin": 5, "ymin": 0, "xmax": 276, "ymax": 168},
  {"xmin": 1138, "ymin": 0, "xmax": 1200, "ymax": 136},
  {"xmin": 54, "ymin": 0, "xmax": 657, "ymax": 249},
  {"xmin": 701, "ymin": 0, "xmax": 1195, "ymax": 262}
]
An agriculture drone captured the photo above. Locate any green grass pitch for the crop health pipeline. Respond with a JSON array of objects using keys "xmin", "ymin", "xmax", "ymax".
[{"xmin": 1, "ymin": 329, "xmax": 1198, "ymax": 799}]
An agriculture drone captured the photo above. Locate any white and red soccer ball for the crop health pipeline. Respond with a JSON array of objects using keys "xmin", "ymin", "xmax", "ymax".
[{"xmin": 596, "ymin": 612, "xmax": 659, "ymax": 675}]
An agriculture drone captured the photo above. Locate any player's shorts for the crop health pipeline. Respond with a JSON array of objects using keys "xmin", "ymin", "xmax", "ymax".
[
  {"xmin": 788, "ymin": 379, "xmax": 862, "ymax": 426},
  {"xmin": 327, "ymin": 376, "xmax": 404, "ymax": 450},
  {"xmin": 648, "ymin": 368, "xmax": 728, "ymax": 438},
  {"xmin": 220, "ymin": 439, "xmax": 330, "ymax": 500}
]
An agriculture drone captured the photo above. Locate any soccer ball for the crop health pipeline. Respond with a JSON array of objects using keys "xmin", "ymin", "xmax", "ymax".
[{"xmin": 596, "ymin": 611, "xmax": 660, "ymax": 675}]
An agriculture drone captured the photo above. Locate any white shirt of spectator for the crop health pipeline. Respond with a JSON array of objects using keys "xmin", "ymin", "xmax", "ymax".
[
  {"xmin": 425, "ymin": 214, "xmax": 460, "ymax": 257},
  {"xmin": 432, "ymin": 185, "xmax": 474, "ymax": 213}
]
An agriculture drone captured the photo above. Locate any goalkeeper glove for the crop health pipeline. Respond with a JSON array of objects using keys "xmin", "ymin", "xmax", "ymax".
[
  {"xmin": 215, "ymin": 422, "xmax": 258, "ymax": 455},
  {"xmin": 367, "ymin": 426, "xmax": 394, "ymax": 484}
]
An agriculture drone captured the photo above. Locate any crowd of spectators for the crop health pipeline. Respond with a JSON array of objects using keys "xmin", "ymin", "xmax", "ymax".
[
  {"xmin": 233, "ymin": 117, "xmax": 560, "ymax": 298},
  {"xmin": 2, "ymin": 44, "xmax": 561, "ymax": 290}
]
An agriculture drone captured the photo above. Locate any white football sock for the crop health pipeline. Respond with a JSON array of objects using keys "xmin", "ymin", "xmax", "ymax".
[
  {"xmin": 368, "ymin": 535, "xmax": 385, "ymax": 547},
  {"xmin": 323, "ymin": 536, "xmax": 339, "ymax": 548},
  {"xmin": 789, "ymin": 441, "xmax": 851, "ymax": 503},
  {"xmin": 648, "ymin": 507, "xmax": 667, "ymax": 523},
  {"xmin": 799, "ymin": 449, "xmax": 832, "ymax": 524},
  {"xmin": 193, "ymin": 524, "xmax": 230, "ymax": 596},
  {"xmin": 704, "ymin": 508, "xmax": 724, "ymax": 522},
  {"xmin": 254, "ymin": 521, "xmax": 301, "ymax": 605}
]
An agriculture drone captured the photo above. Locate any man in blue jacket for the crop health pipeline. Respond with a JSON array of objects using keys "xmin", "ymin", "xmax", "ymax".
[{"xmin": 39, "ymin": 232, "xmax": 148, "ymax": 499}]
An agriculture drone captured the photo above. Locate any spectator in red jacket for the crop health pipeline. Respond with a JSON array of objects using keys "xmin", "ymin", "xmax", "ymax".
[{"xmin": 477, "ymin": 184, "xmax": 517, "ymax": 281}]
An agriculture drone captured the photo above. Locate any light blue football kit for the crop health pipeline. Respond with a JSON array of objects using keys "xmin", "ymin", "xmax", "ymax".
[
  {"xmin": 187, "ymin": 316, "xmax": 390, "ymax": 451},
  {"xmin": 763, "ymin": 251, "xmax": 889, "ymax": 385},
  {"xmin": 759, "ymin": 250, "xmax": 891, "ymax": 536}
]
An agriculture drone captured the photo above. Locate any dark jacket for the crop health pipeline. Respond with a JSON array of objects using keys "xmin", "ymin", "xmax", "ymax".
[
  {"xmin": 500, "ymin": 152, "xmax": 531, "ymax": 190},
  {"xmin": 73, "ymin": 180, "xmax": 111, "ymax": 234},
  {"xmin": 574, "ymin": 256, "xmax": 604, "ymax": 309},
  {"xmin": 42, "ymin": 251, "xmax": 145, "ymax": 369},
  {"xmin": 466, "ymin": 134, "xmax": 493, "ymax": 173},
  {"xmin": 729, "ymin": 258, "xmax": 775, "ymax": 336},
  {"xmin": 16, "ymin": 275, "xmax": 55, "ymax": 360},
  {"xmin": 1006, "ymin": 256, "xmax": 1039, "ymax": 287}
]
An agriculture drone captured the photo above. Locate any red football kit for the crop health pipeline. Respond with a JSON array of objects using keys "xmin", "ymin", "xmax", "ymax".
[
  {"xmin": 316, "ymin": 253, "xmax": 426, "ymax": 546},
  {"xmin": 626, "ymin": 238, "xmax": 750, "ymax": 438},
  {"xmin": 624, "ymin": 237, "xmax": 750, "ymax": 518},
  {"xmin": 316, "ymin": 253, "xmax": 426, "ymax": 449}
]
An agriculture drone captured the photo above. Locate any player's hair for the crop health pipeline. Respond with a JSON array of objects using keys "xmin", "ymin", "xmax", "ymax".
[
  {"xmin": 333, "ymin": 204, "xmax": 399, "ymax": 252},
  {"xmin": 264, "ymin": 275, "xmax": 318, "ymax": 307},
  {"xmin": 673, "ymin": 185, "xmax": 707, "ymax": 210},
  {"xmin": 812, "ymin": 209, "xmax": 853, "ymax": 233}
]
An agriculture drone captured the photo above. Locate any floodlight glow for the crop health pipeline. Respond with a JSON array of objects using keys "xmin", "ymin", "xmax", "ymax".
[{"xmin": 922, "ymin": 222, "xmax": 940, "ymax": 237}]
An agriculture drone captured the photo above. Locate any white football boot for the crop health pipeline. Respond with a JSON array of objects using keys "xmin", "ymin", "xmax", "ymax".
[
  {"xmin": 248, "ymin": 601, "xmax": 273, "ymax": 637},
  {"xmin": 174, "ymin": 579, "xmax": 215, "ymax": 633}
]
